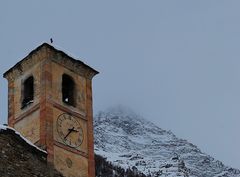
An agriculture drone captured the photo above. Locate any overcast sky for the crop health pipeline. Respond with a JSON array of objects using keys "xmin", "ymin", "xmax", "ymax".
[{"xmin": 1, "ymin": 0, "xmax": 240, "ymax": 169}]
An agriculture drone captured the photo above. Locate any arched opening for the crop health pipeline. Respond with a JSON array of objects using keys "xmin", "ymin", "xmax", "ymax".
[
  {"xmin": 22, "ymin": 76, "xmax": 34, "ymax": 109},
  {"xmin": 62, "ymin": 74, "xmax": 75, "ymax": 106}
]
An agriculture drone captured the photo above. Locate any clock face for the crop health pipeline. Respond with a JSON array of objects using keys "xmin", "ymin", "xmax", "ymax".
[{"xmin": 57, "ymin": 113, "xmax": 84, "ymax": 148}]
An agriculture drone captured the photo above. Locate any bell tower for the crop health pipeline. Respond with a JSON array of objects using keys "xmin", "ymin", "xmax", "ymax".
[{"xmin": 3, "ymin": 43, "xmax": 99, "ymax": 177}]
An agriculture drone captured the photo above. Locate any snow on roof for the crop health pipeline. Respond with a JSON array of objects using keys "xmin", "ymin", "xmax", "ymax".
[{"xmin": 0, "ymin": 124, "xmax": 47, "ymax": 154}]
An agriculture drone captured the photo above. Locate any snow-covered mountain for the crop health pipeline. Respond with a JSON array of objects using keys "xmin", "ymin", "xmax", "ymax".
[{"xmin": 94, "ymin": 106, "xmax": 240, "ymax": 177}]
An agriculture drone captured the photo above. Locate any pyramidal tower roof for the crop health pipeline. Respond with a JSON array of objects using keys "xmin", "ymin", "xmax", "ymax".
[{"xmin": 3, "ymin": 43, "xmax": 99, "ymax": 80}]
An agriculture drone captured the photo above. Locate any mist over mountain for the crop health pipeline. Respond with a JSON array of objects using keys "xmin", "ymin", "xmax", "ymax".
[{"xmin": 94, "ymin": 106, "xmax": 240, "ymax": 177}]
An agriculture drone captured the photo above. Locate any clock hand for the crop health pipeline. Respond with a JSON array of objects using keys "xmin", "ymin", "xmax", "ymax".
[
  {"xmin": 64, "ymin": 127, "xmax": 74, "ymax": 139},
  {"xmin": 72, "ymin": 129, "xmax": 79, "ymax": 132},
  {"xmin": 68, "ymin": 127, "xmax": 79, "ymax": 132}
]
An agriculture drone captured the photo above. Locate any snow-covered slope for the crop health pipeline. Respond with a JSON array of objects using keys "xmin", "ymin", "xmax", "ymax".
[{"xmin": 94, "ymin": 106, "xmax": 240, "ymax": 177}]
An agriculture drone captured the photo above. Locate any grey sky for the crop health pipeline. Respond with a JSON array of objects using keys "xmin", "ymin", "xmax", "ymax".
[{"xmin": 1, "ymin": 1, "xmax": 240, "ymax": 169}]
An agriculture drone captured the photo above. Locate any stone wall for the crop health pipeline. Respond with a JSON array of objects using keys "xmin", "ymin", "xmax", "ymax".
[{"xmin": 0, "ymin": 127, "xmax": 63, "ymax": 177}]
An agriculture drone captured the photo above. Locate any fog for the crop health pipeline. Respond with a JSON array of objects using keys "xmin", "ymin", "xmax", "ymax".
[{"xmin": 0, "ymin": 1, "xmax": 240, "ymax": 169}]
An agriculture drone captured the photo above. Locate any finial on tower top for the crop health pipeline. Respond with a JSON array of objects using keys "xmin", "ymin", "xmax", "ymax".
[{"xmin": 50, "ymin": 38, "xmax": 53, "ymax": 43}]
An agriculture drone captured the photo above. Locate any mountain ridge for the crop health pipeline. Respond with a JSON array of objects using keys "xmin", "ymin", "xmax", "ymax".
[{"xmin": 94, "ymin": 106, "xmax": 240, "ymax": 177}]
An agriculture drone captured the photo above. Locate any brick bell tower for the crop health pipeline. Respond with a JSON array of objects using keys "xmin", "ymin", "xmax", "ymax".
[{"xmin": 3, "ymin": 43, "xmax": 99, "ymax": 177}]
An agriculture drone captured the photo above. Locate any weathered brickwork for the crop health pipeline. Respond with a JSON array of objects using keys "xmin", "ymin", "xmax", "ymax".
[
  {"xmin": 86, "ymin": 79, "xmax": 95, "ymax": 177},
  {"xmin": 3, "ymin": 43, "xmax": 98, "ymax": 177},
  {"xmin": 14, "ymin": 110, "xmax": 40, "ymax": 143},
  {"xmin": 54, "ymin": 146, "xmax": 88, "ymax": 177},
  {"xmin": 7, "ymin": 81, "xmax": 15, "ymax": 126},
  {"xmin": 51, "ymin": 62, "xmax": 87, "ymax": 114}
]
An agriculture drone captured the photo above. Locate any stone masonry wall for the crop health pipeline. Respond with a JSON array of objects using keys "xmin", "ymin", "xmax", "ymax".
[{"xmin": 0, "ymin": 128, "xmax": 63, "ymax": 177}]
